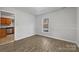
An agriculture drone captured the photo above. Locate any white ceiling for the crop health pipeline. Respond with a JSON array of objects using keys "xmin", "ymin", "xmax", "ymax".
[{"xmin": 15, "ymin": 7, "xmax": 63, "ymax": 15}]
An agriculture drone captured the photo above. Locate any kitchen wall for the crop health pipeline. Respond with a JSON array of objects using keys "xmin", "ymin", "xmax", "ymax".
[
  {"xmin": 35, "ymin": 7, "xmax": 77, "ymax": 43},
  {"xmin": 0, "ymin": 7, "xmax": 35, "ymax": 40}
]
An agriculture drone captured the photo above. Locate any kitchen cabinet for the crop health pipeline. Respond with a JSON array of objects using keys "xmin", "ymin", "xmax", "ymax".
[{"xmin": 0, "ymin": 11, "xmax": 15, "ymax": 44}]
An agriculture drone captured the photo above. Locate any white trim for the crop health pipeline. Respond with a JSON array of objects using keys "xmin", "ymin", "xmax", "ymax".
[
  {"xmin": 15, "ymin": 34, "xmax": 35, "ymax": 41},
  {"xmin": 0, "ymin": 10, "xmax": 15, "ymax": 15},
  {"xmin": 36, "ymin": 33, "xmax": 77, "ymax": 44}
]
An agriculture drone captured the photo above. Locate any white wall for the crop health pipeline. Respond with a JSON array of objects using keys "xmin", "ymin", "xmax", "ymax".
[
  {"xmin": 0, "ymin": 7, "xmax": 35, "ymax": 40},
  {"xmin": 36, "ymin": 7, "xmax": 77, "ymax": 43},
  {"xmin": 77, "ymin": 8, "xmax": 79, "ymax": 46}
]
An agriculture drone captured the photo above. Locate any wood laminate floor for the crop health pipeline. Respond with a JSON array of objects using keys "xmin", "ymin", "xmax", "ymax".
[
  {"xmin": 0, "ymin": 35, "xmax": 79, "ymax": 52},
  {"xmin": 0, "ymin": 34, "xmax": 14, "ymax": 45}
]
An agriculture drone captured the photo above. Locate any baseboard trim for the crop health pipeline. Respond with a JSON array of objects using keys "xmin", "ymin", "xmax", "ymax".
[
  {"xmin": 15, "ymin": 34, "xmax": 35, "ymax": 41},
  {"xmin": 35, "ymin": 34, "xmax": 77, "ymax": 45}
]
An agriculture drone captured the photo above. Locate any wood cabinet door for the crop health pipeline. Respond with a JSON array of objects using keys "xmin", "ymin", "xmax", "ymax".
[
  {"xmin": 0, "ymin": 29, "xmax": 7, "ymax": 38},
  {"xmin": 0, "ymin": 17, "xmax": 12, "ymax": 25}
]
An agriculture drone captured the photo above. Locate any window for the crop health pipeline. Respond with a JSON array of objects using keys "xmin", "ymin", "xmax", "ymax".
[{"xmin": 43, "ymin": 18, "xmax": 49, "ymax": 32}]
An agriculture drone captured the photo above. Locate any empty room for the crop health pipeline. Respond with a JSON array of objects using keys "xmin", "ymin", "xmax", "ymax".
[{"xmin": 0, "ymin": 7, "xmax": 79, "ymax": 52}]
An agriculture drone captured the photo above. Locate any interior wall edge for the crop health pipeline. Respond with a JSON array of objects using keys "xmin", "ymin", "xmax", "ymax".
[{"xmin": 77, "ymin": 7, "xmax": 79, "ymax": 47}]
